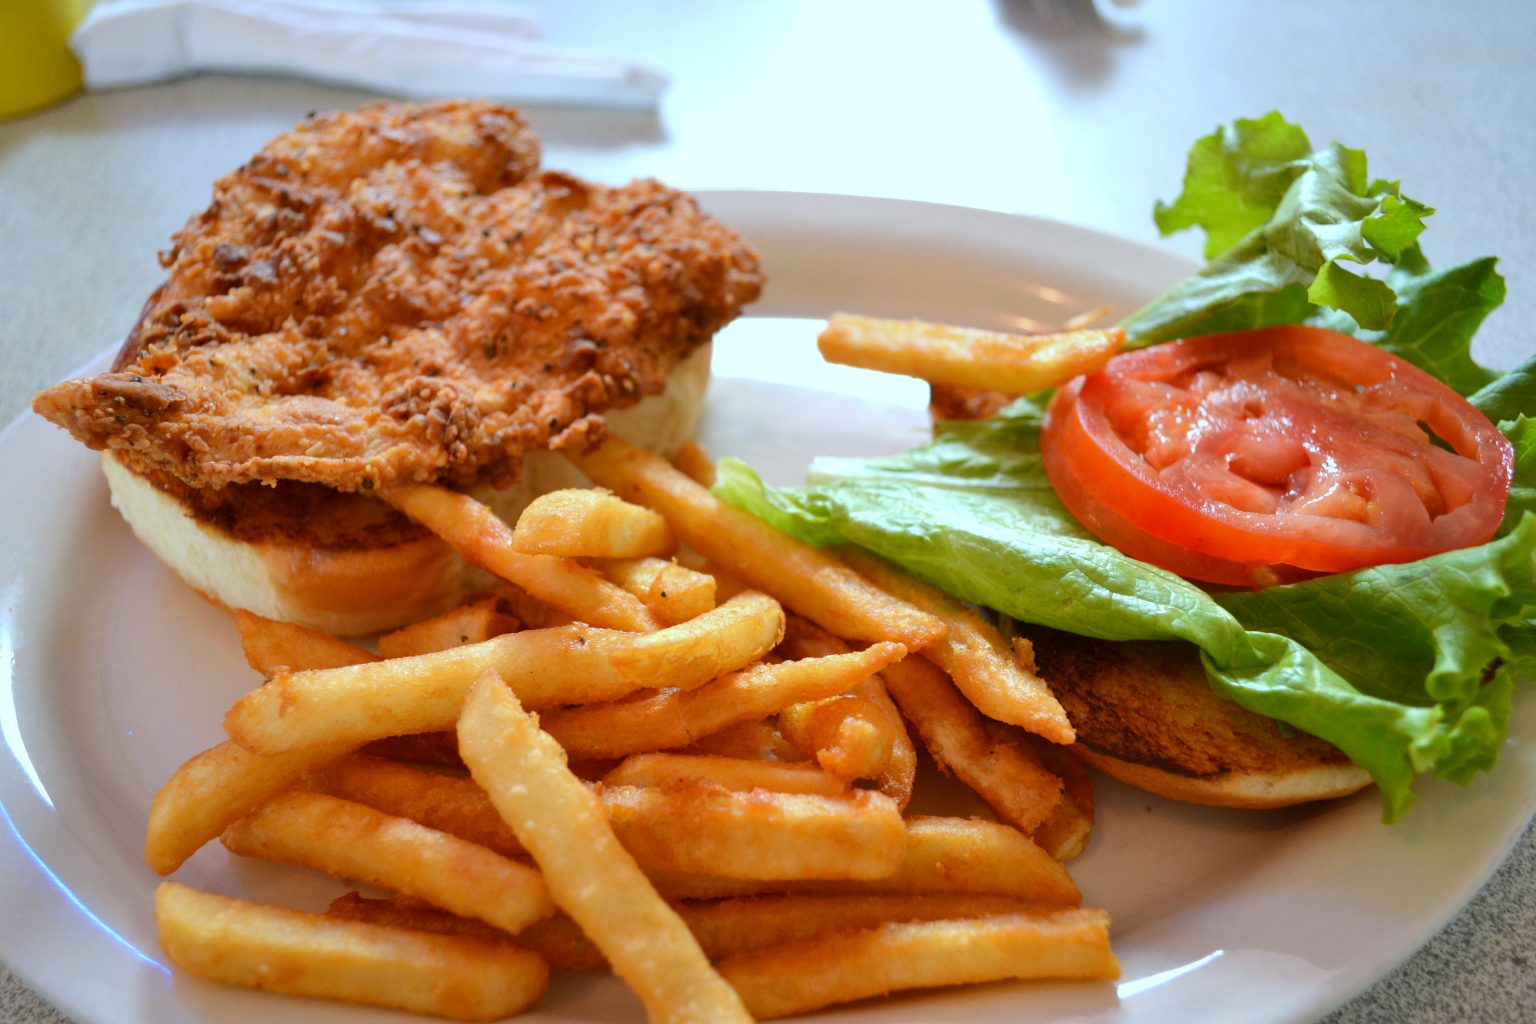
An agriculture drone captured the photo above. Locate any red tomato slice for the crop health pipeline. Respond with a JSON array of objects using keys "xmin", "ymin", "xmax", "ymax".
[{"xmin": 1040, "ymin": 325, "xmax": 1514, "ymax": 587}]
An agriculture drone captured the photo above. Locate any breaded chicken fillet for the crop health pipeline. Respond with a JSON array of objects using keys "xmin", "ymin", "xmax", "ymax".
[{"xmin": 35, "ymin": 100, "xmax": 761, "ymax": 494}]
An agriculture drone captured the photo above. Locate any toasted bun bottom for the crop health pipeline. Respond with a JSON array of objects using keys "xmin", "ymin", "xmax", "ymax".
[
  {"xmin": 1068, "ymin": 744, "xmax": 1373, "ymax": 810},
  {"xmin": 104, "ymin": 343, "xmax": 712, "ymax": 636},
  {"xmin": 1026, "ymin": 627, "xmax": 1372, "ymax": 809}
]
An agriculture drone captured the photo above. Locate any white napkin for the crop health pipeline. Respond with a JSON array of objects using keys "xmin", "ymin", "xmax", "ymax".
[{"xmin": 71, "ymin": 0, "xmax": 668, "ymax": 109}]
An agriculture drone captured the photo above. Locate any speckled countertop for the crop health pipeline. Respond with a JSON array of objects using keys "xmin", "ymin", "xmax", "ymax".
[{"xmin": 2, "ymin": 3, "xmax": 1534, "ymax": 1022}]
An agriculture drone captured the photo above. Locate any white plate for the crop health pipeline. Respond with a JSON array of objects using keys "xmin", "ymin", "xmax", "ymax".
[{"xmin": 1, "ymin": 191, "xmax": 1532, "ymax": 1024}]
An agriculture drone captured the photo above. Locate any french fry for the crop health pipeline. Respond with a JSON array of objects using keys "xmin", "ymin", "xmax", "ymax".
[
  {"xmin": 145, "ymin": 738, "xmax": 355, "ymax": 876},
  {"xmin": 327, "ymin": 892, "xmax": 525, "ymax": 946},
  {"xmin": 671, "ymin": 439, "xmax": 717, "ymax": 486},
  {"xmin": 603, "ymin": 753, "xmax": 848, "ymax": 796},
  {"xmin": 317, "ymin": 754, "xmax": 870, "ymax": 879},
  {"xmin": 513, "ymin": 488, "xmax": 675, "ymax": 559},
  {"xmin": 817, "ymin": 313, "xmax": 1125, "ymax": 395},
  {"xmin": 224, "ymin": 590, "xmax": 784, "ymax": 754},
  {"xmin": 540, "ymin": 642, "xmax": 906, "ymax": 760},
  {"xmin": 1004, "ymin": 635, "xmax": 1094, "ymax": 855},
  {"xmin": 880, "ymin": 654, "xmax": 1064, "ymax": 835},
  {"xmin": 311, "ymin": 754, "xmax": 525, "ymax": 859},
  {"xmin": 234, "ymin": 610, "xmax": 378, "ymax": 676},
  {"xmin": 718, "ymin": 909, "xmax": 1119, "ymax": 1019},
  {"xmin": 841, "ymin": 549, "xmax": 1074, "ymax": 744},
  {"xmin": 330, "ymin": 893, "xmax": 609, "ymax": 972},
  {"xmin": 649, "ymin": 816, "xmax": 1081, "ymax": 905},
  {"xmin": 675, "ymin": 546, "xmax": 752, "ymax": 601},
  {"xmin": 777, "ymin": 616, "xmax": 917, "ymax": 806},
  {"xmin": 330, "ymin": 891, "xmax": 1053, "ymax": 972},
  {"xmin": 683, "ymin": 893, "xmax": 1055, "ymax": 961},
  {"xmin": 457, "ymin": 672, "xmax": 752, "ymax": 1023},
  {"xmin": 567, "ymin": 434, "xmax": 947, "ymax": 650},
  {"xmin": 362, "ymin": 730, "xmax": 465, "ymax": 769},
  {"xmin": 383, "ymin": 483, "xmax": 659, "ymax": 631},
  {"xmin": 680, "ymin": 718, "xmax": 808, "ymax": 762},
  {"xmin": 599, "ymin": 782, "xmax": 906, "ymax": 880},
  {"xmin": 777, "ymin": 695, "xmax": 894, "ymax": 783},
  {"xmin": 221, "ymin": 791, "xmax": 555, "ymax": 935},
  {"xmin": 600, "ymin": 556, "xmax": 717, "ymax": 624},
  {"xmin": 1030, "ymin": 736, "xmax": 1096, "ymax": 861},
  {"xmin": 491, "ymin": 582, "xmax": 575, "ymax": 629},
  {"xmin": 157, "ymin": 882, "xmax": 548, "ymax": 1022},
  {"xmin": 378, "ymin": 594, "xmax": 520, "ymax": 658}
]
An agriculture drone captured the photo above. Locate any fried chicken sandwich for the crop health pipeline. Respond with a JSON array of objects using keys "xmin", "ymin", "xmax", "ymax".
[{"xmin": 33, "ymin": 101, "xmax": 763, "ymax": 634}]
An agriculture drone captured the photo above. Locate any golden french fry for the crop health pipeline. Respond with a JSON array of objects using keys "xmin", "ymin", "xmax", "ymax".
[
  {"xmin": 234, "ymin": 610, "xmax": 378, "ymax": 676},
  {"xmin": 378, "ymin": 594, "xmax": 520, "ymax": 658},
  {"xmin": 383, "ymin": 483, "xmax": 659, "ymax": 631},
  {"xmin": 327, "ymin": 892, "xmax": 521, "ymax": 943},
  {"xmin": 674, "ymin": 546, "xmax": 752, "ymax": 601},
  {"xmin": 457, "ymin": 672, "xmax": 751, "ymax": 1023},
  {"xmin": 221, "ymin": 791, "xmax": 554, "ymax": 936},
  {"xmin": 649, "ymin": 816, "xmax": 1081, "ymax": 904},
  {"xmin": 318, "ymin": 754, "xmax": 865, "ymax": 880},
  {"xmin": 718, "ymin": 909, "xmax": 1119, "ymax": 1019},
  {"xmin": 599, "ymin": 556, "xmax": 717, "ymax": 625},
  {"xmin": 777, "ymin": 616, "xmax": 917, "ymax": 806},
  {"xmin": 568, "ymin": 435, "xmax": 946, "ymax": 650},
  {"xmin": 330, "ymin": 891, "xmax": 1050, "ymax": 973},
  {"xmin": 330, "ymin": 893, "xmax": 608, "ymax": 972},
  {"xmin": 145, "ymin": 738, "xmax": 354, "ymax": 876},
  {"xmin": 156, "ymin": 882, "xmax": 548, "ymax": 1022},
  {"xmin": 603, "ymin": 753, "xmax": 848, "ymax": 796},
  {"xmin": 1003, "ymin": 634, "xmax": 1094, "ymax": 854},
  {"xmin": 600, "ymin": 782, "xmax": 905, "ymax": 880},
  {"xmin": 683, "ymin": 893, "xmax": 1053, "ymax": 961},
  {"xmin": 817, "ymin": 313, "xmax": 1125, "ymax": 395},
  {"xmin": 540, "ymin": 642, "xmax": 905, "ymax": 760},
  {"xmin": 361, "ymin": 730, "xmax": 465, "ymax": 769},
  {"xmin": 778, "ymin": 695, "xmax": 893, "ymax": 783},
  {"xmin": 490, "ymin": 582, "xmax": 575, "ymax": 629},
  {"xmin": 671, "ymin": 439, "xmax": 717, "ymax": 487},
  {"xmin": 680, "ymin": 718, "xmax": 808, "ymax": 762},
  {"xmin": 513, "ymin": 488, "xmax": 675, "ymax": 559},
  {"xmin": 1030, "ymin": 736, "xmax": 1096, "ymax": 861},
  {"xmin": 311, "ymin": 754, "xmax": 525, "ymax": 859},
  {"xmin": 225, "ymin": 590, "xmax": 784, "ymax": 754},
  {"xmin": 841, "ymin": 549, "xmax": 1073, "ymax": 744},
  {"xmin": 880, "ymin": 654, "xmax": 1064, "ymax": 835}
]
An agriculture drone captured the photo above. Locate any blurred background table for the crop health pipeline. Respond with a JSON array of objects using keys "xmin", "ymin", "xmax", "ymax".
[{"xmin": 2, "ymin": 2, "xmax": 1532, "ymax": 1022}]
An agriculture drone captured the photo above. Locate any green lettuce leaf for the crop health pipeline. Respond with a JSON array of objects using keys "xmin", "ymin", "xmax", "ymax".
[
  {"xmin": 1313, "ymin": 255, "xmax": 1506, "ymax": 396},
  {"xmin": 1470, "ymin": 355, "xmax": 1536, "ymax": 533},
  {"xmin": 1216, "ymin": 519, "xmax": 1536, "ymax": 783},
  {"xmin": 1126, "ymin": 114, "xmax": 1432, "ymax": 345}
]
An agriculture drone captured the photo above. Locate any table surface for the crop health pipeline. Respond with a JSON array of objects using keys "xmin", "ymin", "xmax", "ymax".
[{"xmin": 2, "ymin": 2, "xmax": 1533, "ymax": 1022}]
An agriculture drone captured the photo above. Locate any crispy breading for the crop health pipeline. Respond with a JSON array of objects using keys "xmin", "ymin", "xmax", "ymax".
[{"xmin": 33, "ymin": 100, "xmax": 762, "ymax": 493}]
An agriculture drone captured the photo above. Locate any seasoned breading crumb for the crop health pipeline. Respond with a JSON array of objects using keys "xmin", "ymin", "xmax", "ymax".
[{"xmin": 33, "ymin": 100, "xmax": 763, "ymax": 493}]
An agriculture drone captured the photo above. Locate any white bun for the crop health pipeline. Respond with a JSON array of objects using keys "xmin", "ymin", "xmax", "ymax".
[{"xmin": 104, "ymin": 343, "xmax": 712, "ymax": 636}]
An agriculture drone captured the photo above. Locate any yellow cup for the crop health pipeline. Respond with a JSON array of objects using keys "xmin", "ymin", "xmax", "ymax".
[{"xmin": 0, "ymin": 0, "xmax": 93, "ymax": 120}]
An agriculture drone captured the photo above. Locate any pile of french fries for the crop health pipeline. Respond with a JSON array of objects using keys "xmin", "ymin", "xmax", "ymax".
[{"xmin": 147, "ymin": 419, "xmax": 1119, "ymax": 1020}]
